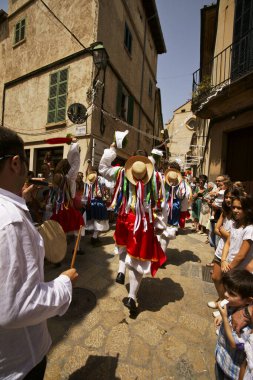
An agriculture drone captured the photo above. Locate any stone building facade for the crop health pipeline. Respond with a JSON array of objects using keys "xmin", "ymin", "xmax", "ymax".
[
  {"xmin": 0, "ymin": 0, "xmax": 166, "ymax": 174},
  {"xmin": 166, "ymin": 100, "xmax": 198, "ymax": 172},
  {"xmin": 192, "ymin": 0, "xmax": 253, "ymax": 194}
]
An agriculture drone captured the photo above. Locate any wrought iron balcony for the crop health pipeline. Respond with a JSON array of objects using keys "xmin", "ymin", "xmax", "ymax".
[{"xmin": 192, "ymin": 28, "xmax": 253, "ymax": 108}]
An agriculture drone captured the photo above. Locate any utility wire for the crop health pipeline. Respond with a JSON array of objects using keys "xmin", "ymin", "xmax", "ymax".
[{"xmin": 39, "ymin": 0, "xmax": 87, "ymax": 50}]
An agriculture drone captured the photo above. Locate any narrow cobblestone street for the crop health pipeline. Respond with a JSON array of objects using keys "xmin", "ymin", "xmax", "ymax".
[{"xmin": 44, "ymin": 222, "xmax": 218, "ymax": 380}]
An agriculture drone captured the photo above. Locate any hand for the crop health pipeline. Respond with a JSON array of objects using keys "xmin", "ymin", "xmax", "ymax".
[
  {"xmin": 214, "ymin": 315, "xmax": 222, "ymax": 327},
  {"xmin": 221, "ymin": 260, "xmax": 231, "ymax": 272},
  {"xmin": 110, "ymin": 142, "xmax": 116, "ymax": 148},
  {"xmin": 231, "ymin": 307, "xmax": 252, "ymax": 335},
  {"xmin": 217, "ymin": 301, "xmax": 228, "ymax": 318},
  {"xmin": 22, "ymin": 184, "xmax": 34, "ymax": 201},
  {"xmin": 61, "ymin": 268, "xmax": 78, "ymax": 284}
]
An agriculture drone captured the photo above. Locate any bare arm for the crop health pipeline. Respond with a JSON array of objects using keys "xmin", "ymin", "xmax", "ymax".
[
  {"xmin": 218, "ymin": 303, "xmax": 236, "ymax": 348},
  {"xmin": 215, "ymin": 214, "xmax": 224, "ymax": 237},
  {"xmin": 221, "ymin": 235, "xmax": 231, "ymax": 272},
  {"xmin": 229, "ymin": 240, "xmax": 252, "ymax": 269}
]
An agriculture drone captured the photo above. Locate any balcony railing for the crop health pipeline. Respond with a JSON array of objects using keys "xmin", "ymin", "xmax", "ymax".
[{"xmin": 192, "ymin": 28, "xmax": 253, "ymax": 105}]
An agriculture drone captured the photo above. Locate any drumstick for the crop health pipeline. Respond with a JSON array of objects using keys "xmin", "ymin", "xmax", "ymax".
[{"xmin": 70, "ymin": 225, "xmax": 82, "ymax": 268}]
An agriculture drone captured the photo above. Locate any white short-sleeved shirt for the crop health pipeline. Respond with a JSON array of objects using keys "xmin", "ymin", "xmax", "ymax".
[
  {"xmin": 0, "ymin": 188, "xmax": 72, "ymax": 380},
  {"xmin": 227, "ymin": 222, "xmax": 253, "ymax": 268},
  {"xmin": 215, "ymin": 217, "xmax": 233, "ymax": 259}
]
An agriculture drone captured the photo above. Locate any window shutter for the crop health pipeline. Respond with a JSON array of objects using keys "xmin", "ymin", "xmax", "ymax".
[
  {"xmin": 47, "ymin": 69, "xmax": 68, "ymax": 124},
  {"xmin": 20, "ymin": 19, "xmax": 26, "ymax": 41},
  {"xmin": 116, "ymin": 81, "xmax": 123, "ymax": 116},
  {"xmin": 127, "ymin": 95, "xmax": 134, "ymax": 125}
]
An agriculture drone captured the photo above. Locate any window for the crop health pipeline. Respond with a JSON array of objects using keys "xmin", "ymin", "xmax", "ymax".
[
  {"xmin": 116, "ymin": 81, "xmax": 134, "ymax": 125},
  {"xmin": 14, "ymin": 19, "xmax": 26, "ymax": 44},
  {"xmin": 124, "ymin": 22, "xmax": 132, "ymax": 54},
  {"xmin": 232, "ymin": 0, "xmax": 253, "ymax": 79},
  {"xmin": 186, "ymin": 119, "xmax": 196, "ymax": 131},
  {"xmin": 148, "ymin": 80, "xmax": 153, "ymax": 98},
  {"xmin": 47, "ymin": 69, "xmax": 68, "ymax": 124}
]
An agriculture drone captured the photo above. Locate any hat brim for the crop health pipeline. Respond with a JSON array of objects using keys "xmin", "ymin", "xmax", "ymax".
[
  {"xmin": 164, "ymin": 168, "xmax": 182, "ymax": 186},
  {"xmin": 125, "ymin": 156, "xmax": 154, "ymax": 185},
  {"xmin": 86, "ymin": 171, "xmax": 97, "ymax": 185}
]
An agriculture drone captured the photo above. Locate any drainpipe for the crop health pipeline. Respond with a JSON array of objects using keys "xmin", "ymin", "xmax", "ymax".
[{"xmin": 1, "ymin": 85, "xmax": 6, "ymax": 125}]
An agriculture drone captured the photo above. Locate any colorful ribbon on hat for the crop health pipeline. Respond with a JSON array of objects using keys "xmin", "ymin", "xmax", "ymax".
[
  {"xmin": 134, "ymin": 181, "xmax": 147, "ymax": 234},
  {"xmin": 108, "ymin": 169, "xmax": 124, "ymax": 211}
]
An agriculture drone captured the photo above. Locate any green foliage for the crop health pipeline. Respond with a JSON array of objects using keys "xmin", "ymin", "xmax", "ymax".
[{"xmin": 192, "ymin": 76, "xmax": 211, "ymax": 99}]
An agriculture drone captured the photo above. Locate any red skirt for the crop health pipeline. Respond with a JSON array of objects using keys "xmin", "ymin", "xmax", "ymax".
[
  {"xmin": 114, "ymin": 211, "xmax": 166, "ymax": 276},
  {"xmin": 51, "ymin": 205, "xmax": 84, "ymax": 233}
]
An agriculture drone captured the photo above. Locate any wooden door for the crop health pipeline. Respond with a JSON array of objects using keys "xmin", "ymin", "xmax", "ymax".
[{"xmin": 226, "ymin": 126, "xmax": 253, "ymax": 196}]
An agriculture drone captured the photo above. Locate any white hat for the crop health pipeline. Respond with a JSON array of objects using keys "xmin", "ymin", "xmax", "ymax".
[
  {"xmin": 115, "ymin": 130, "xmax": 129, "ymax": 148},
  {"xmin": 151, "ymin": 148, "xmax": 163, "ymax": 157}
]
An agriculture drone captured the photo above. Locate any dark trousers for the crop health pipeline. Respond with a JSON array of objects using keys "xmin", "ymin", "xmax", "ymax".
[
  {"xmin": 24, "ymin": 356, "xmax": 47, "ymax": 380},
  {"xmin": 215, "ymin": 362, "xmax": 231, "ymax": 380}
]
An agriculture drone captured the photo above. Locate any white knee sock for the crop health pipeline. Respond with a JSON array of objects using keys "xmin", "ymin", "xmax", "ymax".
[
  {"xmin": 118, "ymin": 251, "xmax": 127, "ymax": 274},
  {"xmin": 128, "ymin": 268, "xmax": 143, "ymax": 301},
  {"xmin": 93, "ymin": 231, "xmax": 99, "ymax": 239}
]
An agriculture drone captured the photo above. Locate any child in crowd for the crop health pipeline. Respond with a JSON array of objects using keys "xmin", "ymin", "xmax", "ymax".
[
  {"xmin": 207, "ymin": 188, "xmax": 234, "ymax": 308},
  {"xmin": 215, "ymin": 270, "xmax": 253, "ymax": 380},
  {"xmin": 221, "ymin": 195, "xmax": 253, "ymax": 273}
]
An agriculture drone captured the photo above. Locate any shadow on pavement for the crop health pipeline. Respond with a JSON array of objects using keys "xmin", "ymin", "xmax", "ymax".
[
  {"xmin": 47, "ymin": 287, "xmax": 97, "ymax": 346},
  {"xmin": 165, "ymin": 248, "xmax": 201, "ymax": 266},
  {"xmin": 123, "ymin": 277, "xmax": 184, "ymax": 318},
  {"xmin": 68, "ymin": 354, "xmax": 120, "ymax": 380},
  {"xmin": 44, "ymin": 226, "xmax": 116, "ymax": 349}
]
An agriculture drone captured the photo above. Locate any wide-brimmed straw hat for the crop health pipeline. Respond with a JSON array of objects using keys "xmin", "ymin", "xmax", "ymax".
[
  {"xmin": 86, "ymin": 171, "xmax": 97, "ymax": 184},
  {"xmin": 164, "ymin": 168, "xmax": 182, "ymax": 186},
  {"xmin": 125, "ymin": 156, "xmax": 154, "ymax": 185}
]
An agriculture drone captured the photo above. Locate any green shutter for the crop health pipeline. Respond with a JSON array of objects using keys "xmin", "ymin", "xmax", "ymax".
[
  {"xmin": 14, "ymin": 19, "xmax": 26, "ymax": 44},
  {"xmin": 47, "ymin": 69, "xmax": 68, "ymax": 124},
  {"xmin": 127, "ymin": 95, "xmax": 134, "ymax": 125},
  {"xmin": 116, "ymin": 81, "xmax": 123, "ymax": 116}
]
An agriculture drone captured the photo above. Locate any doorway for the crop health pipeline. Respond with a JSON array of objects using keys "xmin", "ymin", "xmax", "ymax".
[{"xmin": 226, "ymin": 126, "xmax": 253, "ymax": 196}]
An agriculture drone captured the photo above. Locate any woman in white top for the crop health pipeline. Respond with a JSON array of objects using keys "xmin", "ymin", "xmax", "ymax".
[
  {"xmin": 207, "ymin": 189, "xmax": 233, "ymax": 308},
  {"xmin": 221, "ymin": 194, "xmax": 253, "ymax": 274}
]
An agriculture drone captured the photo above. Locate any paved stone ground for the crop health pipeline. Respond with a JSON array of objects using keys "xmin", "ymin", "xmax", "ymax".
[{"xmin": 44, "ymin": 222, "xmax": 218, "ymax": 380}]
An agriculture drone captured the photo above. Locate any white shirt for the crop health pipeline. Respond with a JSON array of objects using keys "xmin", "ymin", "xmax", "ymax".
[
  {"xmin": 66, "ymin": 142, "xmax": 80, "ymax": 198},
  {"xmin": 227, "ymin": 222, "xmax": 253, "ymax": 268},
  {"xmin": 0, "ymin": 188, "xmax": 72, "ymax": 380},
  {"xmin": 213, "ymin": 189, "xmax": 225, "ymax": 209},
  {"xmin": 215, "ymin": 217, "xmax": 233, "ymax": 259}
]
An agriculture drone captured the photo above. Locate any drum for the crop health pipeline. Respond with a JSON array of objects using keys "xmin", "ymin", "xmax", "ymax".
[{"xmin": 38, "ymin": 220, "xmax": 67, "ymax": 263}]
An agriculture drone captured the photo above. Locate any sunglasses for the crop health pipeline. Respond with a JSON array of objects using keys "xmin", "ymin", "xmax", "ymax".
[{"xmin": 0, "ymin": 154, "xmax": 28, "ymax": 167}]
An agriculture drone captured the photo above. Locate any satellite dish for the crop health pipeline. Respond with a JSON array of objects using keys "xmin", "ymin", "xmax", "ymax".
[{"xmin": 67, "ymin": 103, "xmax": 87, "ymax": 124}]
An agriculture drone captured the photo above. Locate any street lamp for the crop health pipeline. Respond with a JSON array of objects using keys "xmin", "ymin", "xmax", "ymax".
[
  {"xmin": 88, "ymin": 42, "xmax": 109, "ymax": 136},
  {"xmin": 90, "ymin": 41, "xmax": 109, "ymax": 70}
]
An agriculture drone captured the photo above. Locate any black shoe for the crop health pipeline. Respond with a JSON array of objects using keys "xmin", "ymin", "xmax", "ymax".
[
  {"xmin": 90, "ymin": 237, "xmax": 101, "ymax": 246},
  {"xmin": 123, "ymin": 297, "xmax": 137, "ymax": 313},
  {"xmin": 116, "ymin": 272, "xmax": 125, "ymax": 285}
]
